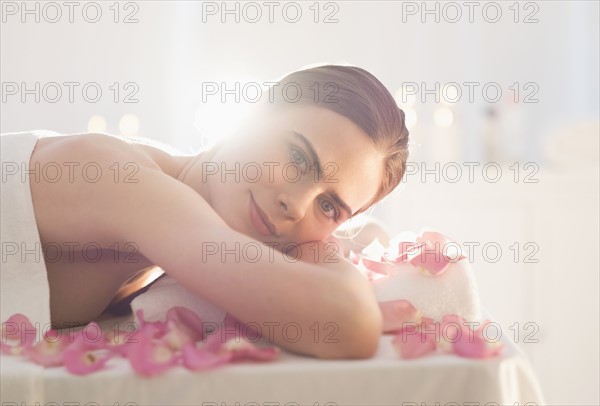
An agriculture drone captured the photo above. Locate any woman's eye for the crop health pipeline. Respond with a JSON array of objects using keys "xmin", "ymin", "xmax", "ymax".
[
  {"xmin": 290, "ymin": 148, "xmax": 309, "ymax": 173},
  {"xmin": 320, "ymin": 198, "xmax": 339, "ymax": 221}
]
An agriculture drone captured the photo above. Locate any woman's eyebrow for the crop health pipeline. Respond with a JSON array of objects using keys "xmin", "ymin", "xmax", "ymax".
[
  {"xmin": 290, "ymin": 130, "xmax": 353, "ymax": 218},
  {"xmin": 291, "ymin": 130, "xmax": 322, "ymax": 179}
]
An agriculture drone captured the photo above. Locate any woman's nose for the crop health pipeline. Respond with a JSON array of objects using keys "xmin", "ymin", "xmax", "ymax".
[{"xmin": 278, "ymin": 185, "xmax": 318, "ymax": 222}]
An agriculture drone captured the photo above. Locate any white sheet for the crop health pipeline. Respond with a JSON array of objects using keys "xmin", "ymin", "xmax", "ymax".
[
  {"xmin": 0, "ymin": 311, "xmax": 546, "ymax": 405},
  {"xmin": 0, "ymin": 131, "xmax": 54, "ymax": 329}
]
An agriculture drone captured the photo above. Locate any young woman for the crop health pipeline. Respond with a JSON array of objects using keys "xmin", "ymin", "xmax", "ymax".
[{"xmin": 1, "ymin": 64, "xmax": 409, "ymax": 360}]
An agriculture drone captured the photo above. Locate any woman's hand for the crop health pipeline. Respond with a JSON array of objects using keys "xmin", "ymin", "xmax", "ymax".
[
  {"xmin": 285, "ymin": 238, "xmax": 343, "ymax": 263},
  {"xmin": 332, "ymin": 219, "xmax": 392, "ymax": 257},
  {"xmin": 284, "ymin": 238, "xmax": 367, "ymax": 279}
]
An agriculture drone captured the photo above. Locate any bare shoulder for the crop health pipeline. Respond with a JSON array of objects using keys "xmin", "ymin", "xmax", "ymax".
[
  {"xmin": 29, "ymin": 132, "xmax": 198, "ymax": 250},
  {"xmin": 32, "ymin": 132, "xmax": 164, "ymax": 172}
]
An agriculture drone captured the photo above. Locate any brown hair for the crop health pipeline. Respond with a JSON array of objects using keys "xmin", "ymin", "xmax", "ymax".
[{"xmin": 263, "ymin": 64, "xmax": 410, "ymax": 217}]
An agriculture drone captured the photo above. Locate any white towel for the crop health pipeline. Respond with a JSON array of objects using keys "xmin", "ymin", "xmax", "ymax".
[
  {"xmin": 0, "ymin": 130, "xmax": 57, "ymax": 329},
  {"xmin": 371, "ymin": 260, "xmax": 483, "ymax": 322},
  {"xmin": 1, "ymin": 130, "xmax": 58, "ymax": 406},
  {"xmin": 358, "ymin": 232, "xmax": 483, "ymax": 322},
  {"xmin": 130, "ymin": 274, "xmax": 227, "ymax": 327},
  {"xmin": 130, "ymin": 239, "xmax": 483, "ymax": 328}
]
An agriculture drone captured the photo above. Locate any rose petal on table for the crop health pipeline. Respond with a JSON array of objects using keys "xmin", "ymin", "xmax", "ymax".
[
  {"xmin": 166, "ymin": 306, "xmax": 206, "ymax": 342},
  {"xmin": 1, "ymin": 313, "xmax": 38, "ymax": 355},
  {"xmin": 181, "ymin": 342, "xmax": 233, "ymax": 370},
  {"xmin": 104, "ymin": 327, "xmax": 139, "ymax": 357},
  {"xmin": 127, "ymin": 334, "xmax": 180, "ymax": 377},
  {"xmin": 161, "ymin": 319, "xmax": 197, "ymax": 352},
  {"xmin": 438, "ymin": 314, "xmax": 466, "ymax": 352},
  {"xmin": 221, "ymin": 337, "xmax": 280, "ymax": 362},
  {"xmin": 379, "ymin": 299, "xmax": 422, "ymax": 334},
  {"xmin": 200, "ymin": 314, "xmax": 248, "ymax": 353},
  {"xmin": 24, "ymin": 331, "xmax": 70, "ymax": 367},
  {"xmin": 199, "ymin": 316, "xmax": 279, "ymax": 363},
  {"xmin": 392, "ymin": 330, "xmax": 437, "ymax": 359},
  {"xmin": 62, "ymin": 332, "xmax": 114, "ymax": 375},
  {"xmin": 135, "ymin": 309, "xmax": 168, "ymax": 338},
  {"xmin": 452, "ymin": 325, "xmax": 504, "ymax": 359},
  {"xmin": 1, "ymin": 313, "xmax": 35, "ymax": 341}
]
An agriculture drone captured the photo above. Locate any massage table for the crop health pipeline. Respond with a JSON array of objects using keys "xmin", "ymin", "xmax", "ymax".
[{"xmin": 1, "ymin": 308, "xmax": 545, "ymax": 406}]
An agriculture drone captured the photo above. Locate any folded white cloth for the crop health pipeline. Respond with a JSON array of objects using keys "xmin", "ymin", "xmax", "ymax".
[
  {"xmin": 357, "ymin": 231, "xmax": 483, "ymax": 323},
  {"xmin": 371, "ymin": 260, "xmax": 483, "ymax": 322},
  {"xmin": 130, "ymin": 235, "xmax": 483, "ymax": 327},
  {"xmin": 130, "ymin": 274, "xmax": 227, "ymax": 327},
  {"xmin": 0, "ymin": 130, "xmax": 59, "ymax": 406},
  {"xmin": 0, "ymin": 130, "xmax": 57, "ymax": 328}
]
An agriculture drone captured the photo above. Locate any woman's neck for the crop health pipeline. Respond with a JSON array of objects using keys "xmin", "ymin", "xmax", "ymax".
[{"xmin": 175, "ymin": 145, "xmax": 220, "ymax": 206}]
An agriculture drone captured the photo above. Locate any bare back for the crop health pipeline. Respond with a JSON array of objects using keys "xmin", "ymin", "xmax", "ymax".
[{"xmin": 29, "ymin": 133, "xmax": 187, "ymax": 326}]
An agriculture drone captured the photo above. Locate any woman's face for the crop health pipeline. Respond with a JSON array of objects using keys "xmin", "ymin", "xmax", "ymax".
[{"xmin": 200, "ymin": 104, "xmax": 385, "ymax": 250}]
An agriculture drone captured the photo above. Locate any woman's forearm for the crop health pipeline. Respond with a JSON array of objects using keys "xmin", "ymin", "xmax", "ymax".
[
  {"xmin": 107, "ymin": 169, "xmax": 380, "ymax": 359},
  {"xmin": 173, "ymin": 228, "xmax": 381, "ymax": 359}
]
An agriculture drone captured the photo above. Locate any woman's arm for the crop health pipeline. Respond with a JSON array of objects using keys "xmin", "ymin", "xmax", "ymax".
[{"xmin": 121, "ymin": 170, "xmax": 382, "ymax": 358}]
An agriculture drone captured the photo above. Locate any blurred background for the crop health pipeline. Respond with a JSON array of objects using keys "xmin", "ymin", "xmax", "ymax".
[{"xmin": 1, "ymin": 1, "xmax": 598, "ymax": 404}]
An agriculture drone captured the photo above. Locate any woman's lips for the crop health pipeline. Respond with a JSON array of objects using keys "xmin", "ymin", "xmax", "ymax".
[{"xmin": 249, "ymin": 193, "xmax": 277, "ymax": 237}]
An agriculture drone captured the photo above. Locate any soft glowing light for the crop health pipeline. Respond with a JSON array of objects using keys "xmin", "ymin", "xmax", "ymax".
[
  {"xmin": 119, "ymin": 114, "xmax": 140, "ymax": 137},
  {"xmin": 145, "ymin": 267, "xmax": 165, "ymax": 285},
  {"xmin": 433, "ymin": 107, "xmax": 454, "ymax": 127},
  {"xmin": 87, "ymin": 115, "xmax": 107, "ymax": 133},
  {"xmin": 441, "ymin": 83, "xmax": 460, "ymax": 105},
  {"xmin": 194, "ymin": 101, "xmax": 251, "ymax": 142},
  {"xmin": 394, "ymin": 87, "xmax": 417, "ymax": 107},
  {"xmin": 404, "ymin": 107, "xmax": 418, "ymax": 129}
]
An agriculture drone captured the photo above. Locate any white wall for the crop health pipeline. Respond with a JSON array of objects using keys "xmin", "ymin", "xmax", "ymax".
[{"xmin": 2, "ymin": 1, "xmax": 599, "ymax": 404}]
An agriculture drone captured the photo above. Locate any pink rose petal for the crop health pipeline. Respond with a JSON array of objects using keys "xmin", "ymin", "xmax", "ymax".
[
  {"xmin": 62, "ymin": 330, "xmax": 114, "ymax": 375},
  {"xmin": 135, "ymin": 309, "xmax": 168, "ymax": 338},
  {"xmin": 452, "ymin": 319, "xmax": 504, "ymax": 359},
  {"xmin": 201, "ymin": 314, "xmax": 249, "ymax": 353},
  {"xmin": 1, "ymin": 313, "xmax": 35, "ymax": 340},
  {"xmin": 410, "ymin": 231, "xmax": 465, "ymax": 276},
  {"xmin": 103, "ymin": 327, "xmax": 139, "ymax": 357},
  {"xmin": 166, "ymin": 306, "xmax": 206, "ymax": 342},
  {"xmin": 128, "ymin": 333, "xmax": 180, "ymax": 377},
  {"xmin": 221, "ymin": 337, "xmax": 280, "ymax": 362},
  {"xmin": 392, "ymin": 329, "xmax": 437, "ymax": 359},
  {"xmin": 1, "ymin": 313, "xmax": 37, "ymax": 354},
  {"xmin": 63, "ymin": 347, "xmax": 114, "ymax": 375},
  {"xmin": 198, "ymin": 314, "xmax": 279, "ymax": 364},
  {"xmin": 161, "ymin": 320, "xmax": 197, "ymax": 352},
  {"xmin": 379, "ymin": 299, "xmax": 422, "ymax": 334},
  {"xmin": 181, "ymin": 343, "xmax": 233, "ymax": 370},
  {"xmin": 24, "ymin": 329, "xmax": 71, "ymax": 367}
]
